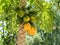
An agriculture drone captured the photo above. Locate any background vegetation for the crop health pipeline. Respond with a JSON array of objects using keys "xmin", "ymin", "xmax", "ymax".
[{"xmin": 0, "ymin": 0, "xmax": 60, "ymax": 45}]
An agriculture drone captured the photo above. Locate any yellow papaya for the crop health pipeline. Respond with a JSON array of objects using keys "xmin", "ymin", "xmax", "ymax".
[
  {"xmin": 23, "ymin": 23, "xmax": 31, "ymax": 31},
  {"xmin": 27, "ymin": 26, "xmax": 37, "ymax": 36}
]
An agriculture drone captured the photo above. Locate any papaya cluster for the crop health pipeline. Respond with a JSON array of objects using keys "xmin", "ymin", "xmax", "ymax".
[
  {"xmin": 17, "ymin": 10, "xmax": 36, "ymax": 23},
  {"xmin": 23, "ymin": 23, "xmax": 37, "ymax": 36},
  {"xmin": 17, "ymin": 6, "xmax": 37, "ymax": 36}
]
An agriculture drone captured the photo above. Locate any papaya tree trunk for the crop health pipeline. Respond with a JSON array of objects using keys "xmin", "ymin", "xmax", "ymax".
[
  {"xmin": 17, "ymin": 23, "xmax": 26, "ymax": 45},
  {"xmin": 17, "ymin": 0, "xmax": 26, "ymax": 45}
]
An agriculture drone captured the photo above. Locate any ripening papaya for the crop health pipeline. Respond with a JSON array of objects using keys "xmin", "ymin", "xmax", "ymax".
[
  {"xmin": 23, "ymin": 16, "xmax": 30, "ymax": 22},
  {"xmin": 19, "ymin": 10, "xmax": 25, "ymax": 17},
  {"xmin": 27, "ymin": 26, "xmax": 37, "ymax": 36},
  {"xmin": 23, "ymin": 23, "xmax": 31, "ymax": 31},
  {"xmin": 30, "ymin": 16, "xmax": 36, "ymax": 22}
]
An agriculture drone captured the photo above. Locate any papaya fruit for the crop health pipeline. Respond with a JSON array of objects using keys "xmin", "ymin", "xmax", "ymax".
[
  {"xmin": 23, "ymin": 16, "xmax": 30, "ymax": 22},
  {"xmin": 23, "ymin": 23, "xmax": 31, "ymax": 31},
  {"xmin": 19, "ymin": 10, "xmax": 25, "ymax": 17},
  {"xmin": 30, "ymin": 16, "xmax": 36, "ymax": 22},
  {"xmin": 27, "ymin": 26, "xmax": 37, "ymax": 36}
]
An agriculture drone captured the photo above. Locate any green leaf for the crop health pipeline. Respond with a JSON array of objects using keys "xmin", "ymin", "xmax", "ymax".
[
  {"xmin": 0, "ymin": 23, "xmax": 2, "ymax": 26},
  {"xmin": 28, "ymin": 0, "xmax": 34, "ymax": 5}
]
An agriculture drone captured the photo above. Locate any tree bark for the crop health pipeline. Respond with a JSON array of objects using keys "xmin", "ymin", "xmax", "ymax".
[
  {"xmin": 21, "ymin": 0, "xmax": 26, "ymax": 7},
  {"xmin": 17, "ymin": 23, "xmax": 26, "ymax": 45},
  {"xmin": 17, "ymin": 0, "xmax": 26, "ymax": 45}
]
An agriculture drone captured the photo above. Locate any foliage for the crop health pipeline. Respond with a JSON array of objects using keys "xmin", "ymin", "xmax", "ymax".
[{"xmin": 0, "ymin": 0, "xmax": 60, "ymax": 45}]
